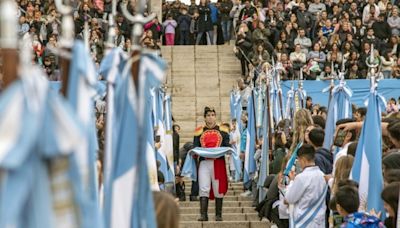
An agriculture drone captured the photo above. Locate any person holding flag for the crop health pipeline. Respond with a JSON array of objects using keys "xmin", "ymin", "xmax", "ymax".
[
  {"xmin": 350, "ymin": 84, "xmax": 386, "ymax": 215},
  {"xmin": 194, "ymin": 107, "xmax": 231, "ymax": 222},
  {"xmin": 285, "ymin": 144, "xmax": 328, "ymax": 228}
]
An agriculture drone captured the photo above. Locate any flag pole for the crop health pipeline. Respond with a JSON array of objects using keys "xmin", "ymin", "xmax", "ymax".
[
  {"xmin": 274, "ymin": 59, "xmax": 284, "ymax": 120},
  {"xmin": 251, "ymin": 88, "xmax": 258, "ymax": 141},
  {"xmin": 103, "ymin": 0, "xmax": 118, "ymax": 195},
  {"xmin": 264, "ymin": 68, "xmax": 273, "ymax": 150},
  {"xmin": 367, "ymin": 44, "xmax": 378, "ymax": 90},
  {"xmin": 327, "ymin": 61, "xmax": 336, "ymax": 107},
  {"xmin": 339, "ymin": 55, "xmax": 346, "ymax": 86},
  {"xmin": 121, "ymin": 0, "xmax": 156, "ymax": 88},
  {"xmin": 297, "ymin": 67, "xmax": 304, "ymax": 109},
  {"xmin": 105, "ymin": 0, "xmax": 117, "ymax": 52},
  {"xmin": 0, "ymin": 0, "xmax": 19, "ymax": 89},
  {"xmin": 54, "ymin": 0, "xmax": 74, "ymax": 96},
  {"xmin": 120, "ymin": 0, "xmax": 158, "ymax": 191}
]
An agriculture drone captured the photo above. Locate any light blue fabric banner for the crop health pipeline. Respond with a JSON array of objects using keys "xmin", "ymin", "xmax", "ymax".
[
  {"xmin": 281, "ymin": 79, "xmax": 400, "ymax": 107},
  {"xmin": 181, "ymin": 147, "xmax": 235, "ymax": 181},
  {"xmin": 51, "ymin": 79, "xmax": 400, "ymax": 108}
]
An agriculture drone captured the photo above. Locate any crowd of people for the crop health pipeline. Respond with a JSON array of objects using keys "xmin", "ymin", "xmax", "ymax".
[
  {"xmin": 17, "ymin": 0, "xmax": 400, "ymax": 81},
  {"xmin": 231, "ymin": 91, "xmax": 400, "ymax": 227},
  {"xmin": 231, "ymin": 0, "xmax": 400, "ymax": 80},
  {"xmin": 169, "ymin": 73, "xmax": 400, "ymax": 227},
  {"xmin": 14, "ymin": 0, "xmax": 400, "ymax": 227}
]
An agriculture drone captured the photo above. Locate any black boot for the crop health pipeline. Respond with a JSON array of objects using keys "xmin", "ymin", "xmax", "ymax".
[
  {"xmin": 190, "ymin": 195, "xmax": 199, "ymax": 201},
  {"xmin": 175, "ymin": 182, "xmax": 186, "ymax": 201},
  {"xmin": 215, "ymin": 198, "xmax": 223, "ymax": 221},
  {"xmin": 198, "ymin": 197, "xmax": 209, "ymax": 221}
]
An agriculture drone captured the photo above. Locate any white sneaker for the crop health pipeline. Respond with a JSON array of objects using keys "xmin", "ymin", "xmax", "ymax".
[{"xmin": 240, "ymin": 190, "xmax": 253, "ymax": 197}]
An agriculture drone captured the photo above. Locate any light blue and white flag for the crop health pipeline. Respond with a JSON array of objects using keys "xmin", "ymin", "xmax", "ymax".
[
  {"xmin": 0, "ymin": 65, "xmax": 94, "ymax": 228},
  {"xmin": 294, "ymin": 87, "xmax": 306, "ymax": 111},
  {"xmin": 258, "ymin": 90, "xmax": 269, "ymax": 202},
  {"xmin": 104, "ymin": 52, "xmax": 165, "ymax": 228},
  {"xmin": 66, "ymin": 41, "xmax": 100, "ymax": 208},
  {"xmin": 230, "ymin": 90, "xmax": 242, "ymax": 129},
  {"xmin": 285, "ymin": 83, "xmax": 306, "ymax": 123},
  {"xmin": 244, "ymin": 91, "xmax": 257, "ymax": 186},
  {"xmin": 255, "ymin": 87, "xmax": 264, "ymax": 129},
  {"xmin": 350, "ymin": 88, "xmax": 386, "ymax": 216},
  {"xmin": 181, "ymin": 147, "xmax": 235, "ymax": 181},
  {"xmin": 230, "ymin": 90, "xmax": 237, "ymax": 120},
  {"xmin": 99, "ymin": 48, "xmax": 128, "ymax": 201},
  {"xmin": 284, "ymin": 85, "xmax": 295, "ymax": 121},
  {"xmin": 283, "ymin": 142, "xmax": 303, "ymax": 177},
  {"xmin": 229, "ymin": 90, "xmax": 243, "ymax": 181},
  {"xmin": 154, "ymin": 90, "xmax": 174, "ymax": 184},
  {"xmin": 322, "ymin": 81, "xmax": 353, "ymax": 150},
  {"xmin": 162, "ymin": 94, "xmax": 175, "ymax": 181},
  {"xmin": 271, "ymin": 72, "xmax": 283, "ymax": 127}
]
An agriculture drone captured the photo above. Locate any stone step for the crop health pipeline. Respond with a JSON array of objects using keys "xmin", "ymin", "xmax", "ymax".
[
  {"xmin": 183, "ymin": 195, "xmax": 252, "ymax": 202},
  {"xmin": 182, "ymin": 191, "xmax": 239, "ymax": 196},
  {"xmin": 179, "ymin": 201, "xmax": 254, "ymax": 208},
  {"xmin": 181, "ymin": 190, "xmax": 247, "ymax": 195},
  {"xmin": 180, "ymin": 221, "xmax": 271, "ymax": 228},
  {"xmin": 180, "ymin": 207, "xmax": 256, "ymax": 214},
  {"xmin": 179, "ymin": 213, "xmax": 260, "ymax": 221},
  {"xmin": 183, "ymin": 186, "xmax": 244, "ymax": 191},
  {"xmin": 184, "ymin": 184, "xmax": 244, "ymax": 190}
]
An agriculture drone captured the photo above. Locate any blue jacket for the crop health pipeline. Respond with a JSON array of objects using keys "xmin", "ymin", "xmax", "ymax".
[
  {"xmin": 209, "ymin": 3, "xmax": 219, "ymax": 24},
  {"xmin": 315, "ymin": 147, "xmax": 333, "ymax": 175}
]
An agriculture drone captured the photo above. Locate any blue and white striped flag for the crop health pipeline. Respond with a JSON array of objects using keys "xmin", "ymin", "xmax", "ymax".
[
  {"xmin": 258, "ymin": 91, "xmax": 269, "ymax": 202},
  {"xmin": 284, "ymin": 86, "xmax": 295, "ymax": 121},
  {"xmin": 323, "ymin": 81, "xmax": 353, "ymax": 150},
  {"xmin": 271, "ymin": 74, "xmax": 283, "ymax": 127},
  {"xmin": 229, "ymin": 90, "xmax": 243, "ymax": 181},
  {"xmin": 255, "ymin": 87, "xmax": 264, "ymax": 129},
  {"xmin": 0, "ymin": 65, "xmax": 91, "ymax": 228},
  {"xmin": 104, "ymin": 52, "xmax": 165, "ymax": 228},
  {"xmin": 230, "ymin": 91, "xmax": 237, "ymax": 120},
  {"xmin": 99, "ymin": 48, "xmax": 128, "ymax": 202},
  {"xmin": 153, "ymin": 89, "xmax": 174, "ymax": 184},
  {"xmin": 244, "ymin": 90, "xmax": 257, "ymax": 186},
  {"xmin": 65, "ymin": 41, "xmax": 100, "ymax": 209},
  {"xmin": 163, "ymin": 94, "xmax": 175, "ymax": 180},
  {"xmin": 350, "ymin": 88, "xmax": 386, "ymax": 215},
  {"xmin": 284, "ymin": 82, "xmax": 306, "ymax": 121},
  {"xmin": 283, "ymin": 142, "xmax": 303, "ymax": 177},
  {"xmin": 181, "ymin": 147, "xmax": 235, "ymax": 180}
]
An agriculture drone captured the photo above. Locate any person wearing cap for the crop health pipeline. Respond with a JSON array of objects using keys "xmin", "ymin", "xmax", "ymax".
[
  {"xmin": 284, "ymin": 144, "xmax": 327, "ymax": 227},
  {"xmin": 194, "ymin": 107, "xmax": 230, "ymax": 221}
]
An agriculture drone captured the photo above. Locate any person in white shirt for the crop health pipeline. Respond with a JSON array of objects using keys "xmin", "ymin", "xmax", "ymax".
[
  {"xmin": 237, "ymin": 78, "xmax": 252, "ymax": 110},
  {"xmin": 285, "ymin": 144, "xmax": 327, "ymax": 228},
  {"xmin": 294, "ymin": 28, "xmax": 312, "ymax": 54},
  {"xmin": 362, "ymin": 0, "xmax": 380, "ymax": 26},
  {"xmin": 228, "ymin": 120, "xmax": 241, "ymax": 181}
]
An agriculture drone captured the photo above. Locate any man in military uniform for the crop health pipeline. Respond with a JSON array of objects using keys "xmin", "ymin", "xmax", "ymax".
[{"xmin": 194, "ymin": 107, "xmax": 230, "ymax": 221}]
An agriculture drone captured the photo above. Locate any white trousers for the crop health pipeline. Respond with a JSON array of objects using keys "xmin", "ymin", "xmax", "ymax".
[{"xmin": 199, "ymin": 160, "xmax": 224, "ymax": 198}]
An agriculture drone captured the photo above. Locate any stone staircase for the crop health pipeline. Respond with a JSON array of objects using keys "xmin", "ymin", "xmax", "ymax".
[
  {"xmin": 160, "ymin": 45, "xmax": 241, "ymax": 144},
  {"xmin": 178, "ymin": 180, "xmax": 272, "ymax": 228},
  {"xmin": 160, "ymin": 45, "xmax": 272, "ymax": 227}
]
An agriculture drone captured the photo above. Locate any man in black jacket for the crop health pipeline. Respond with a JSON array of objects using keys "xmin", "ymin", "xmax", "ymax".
[
  {"xmin": 177, "ymin": 9, "xmax": 192, "ymax": 45},
  {"xmin": 372, "ymin": 13, "xmax": 392, "ymax": 43},
  {"xmin": 219, "ymin": 0, "xmax": 233, "ymax": 43}
]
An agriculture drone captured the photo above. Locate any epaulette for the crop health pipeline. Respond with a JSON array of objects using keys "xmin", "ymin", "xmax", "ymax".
[
  {"xmin": 219, "ymin": 125, "xmax": 229, "ymax": 134},
  {"xmin": 194, "ymin": 126, "xmax": 204, "ymax": 136}
]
